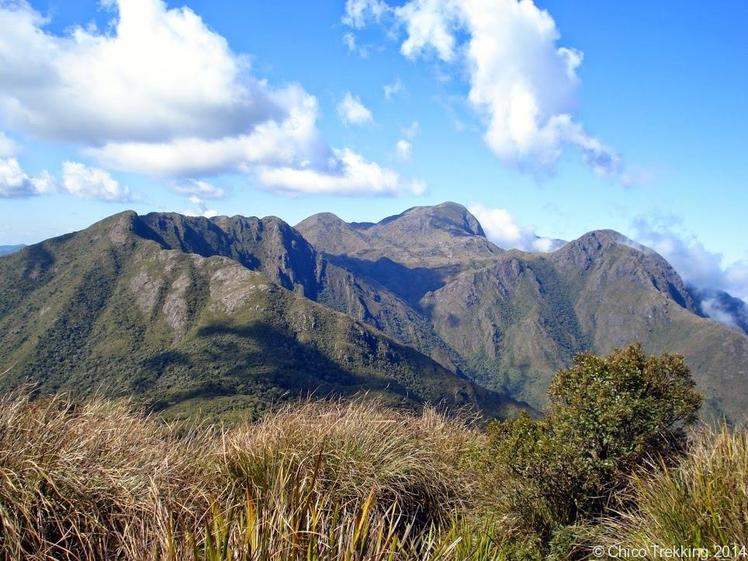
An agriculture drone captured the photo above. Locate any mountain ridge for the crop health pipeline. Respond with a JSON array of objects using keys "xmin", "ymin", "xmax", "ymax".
[
  {"xmin": 0, "ymin": 244, "xmax": 24, "ymax": 256},
  {"xmin": 299, "ymin": 203, "xmax": 748, "ymax": 422},
  {"xmin": 0, "ymin": 210, "xmax": 525, "ymax": 422},
  {"xmin": 2, "ymin": 203, "xmax": 747, "ymax": 423},
  {"xmin": 297, "ymin": 201, "xmax": 502, "ymax": 270}
]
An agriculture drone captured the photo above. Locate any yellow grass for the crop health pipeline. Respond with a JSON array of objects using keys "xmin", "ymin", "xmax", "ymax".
[{"xmin": 0, "ymin": 393, "xmax": 514, "ymax": 561}]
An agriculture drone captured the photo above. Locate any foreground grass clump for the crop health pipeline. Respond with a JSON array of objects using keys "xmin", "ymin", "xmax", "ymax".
[
  {"xmin": 221, "ymin": 400, "xmax": 481, "ymax": 525},
  {"xmin": 0, "ymin": 393, "xmax": 518, "ymax": 561},
  {"xmin": 208, "ymin": 400, "xmax": 501, "ymax": 560},
  {"xmin": 0, "ymin": 392, "xmax": 211, "ymax": 560},
  {"xmin": 4, "ymin": 346, "xmax": 745, "ymax": 561},
  {"xmin": 595, "ymin": 427, "xmax": 748, "ymax": 555}
]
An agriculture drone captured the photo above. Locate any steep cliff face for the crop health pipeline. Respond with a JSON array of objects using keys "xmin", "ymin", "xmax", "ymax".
[{"xmin": 135, "ymin": 212, "xmax": 464, "ymax": 373}]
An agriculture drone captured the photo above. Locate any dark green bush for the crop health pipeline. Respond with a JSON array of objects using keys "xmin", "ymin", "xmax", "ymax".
[{"xmin": 486, "ymin": 344, "xmax": 702, "ymax": 543}]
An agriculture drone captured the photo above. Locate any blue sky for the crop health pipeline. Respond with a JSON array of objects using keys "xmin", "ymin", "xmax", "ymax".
[{"xmin": 0, "ymin": 0, "xmax": 746, "ymax": 301}]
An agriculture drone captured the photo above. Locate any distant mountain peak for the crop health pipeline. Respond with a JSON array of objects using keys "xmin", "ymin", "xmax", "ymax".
[
  {"xmin": 381, "ymin": 202, "xmax": 486, "ymax": 238},
  {"xmin": 568, "ymin": 229, "xmax": 649, "ymax": 251},
  {"xmin": 297, "ymin": 202, "xmax": 500, "ymax": 268},
  {"xmin": 554, "ymin": 227, "xmax": 698, "ymax": 313},
  {"xmin": 0, "ymin": 244, "xmax": 26, "ymax": 256}
]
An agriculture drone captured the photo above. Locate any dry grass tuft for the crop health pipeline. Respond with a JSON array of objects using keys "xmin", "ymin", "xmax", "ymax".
[
  {"xmin": 0, "ymin": 391, "xmax": 212, "ymax": 560},
  {"xmin": 595, "ymin": 425, "xmax": 748, "ymax": 555},
  {"xmin": 220, "ymin": 400, "xmax": 484, "ymax": 526},
  {"xmin": 0, "ymin": 393, "xmax": 512, "ymax": 561}
]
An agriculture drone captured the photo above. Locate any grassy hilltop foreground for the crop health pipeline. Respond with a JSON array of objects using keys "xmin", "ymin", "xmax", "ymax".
[{"xmin": 1, "ymin": 346, "xmax": 746, "ymax": 561}]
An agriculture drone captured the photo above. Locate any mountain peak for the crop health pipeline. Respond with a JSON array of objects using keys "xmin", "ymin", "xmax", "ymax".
[
  {"xmin": 297, "ymin": 202, "xmax": 500, "ymax": 267},
  {"xmin": 572, "ymin": 229, "xmax": 634, "ymax": 247},
  {"xmin": 295, "ymin": 212, "xmax": 368, "ymax": 255},
  {"xmin": 380, "ymin": 202, "xmax": 486, "ymax": 238},
  {"xmin": 296, "ymin": 212, "xmax": 350, "ymax": 227},
  {"xmin": 559, "ymin": 229, "xmax": 659, "ymax": 259},
  {"xmin": 553, "ymin": 228, "xmax": 697, "ymax": 313}
]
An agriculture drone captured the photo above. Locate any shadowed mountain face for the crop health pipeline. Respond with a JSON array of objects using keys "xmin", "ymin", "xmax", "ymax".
[
  {"xmin": 0, "ymin": 211, "xmax": 525, "ymax": 422},
  {"xmin": 690, "ymin": 287, "xmax": 748, "ymax": 336},
  {"xmin": 299, "ymin": 204, "xmax": 748, "ymax": 423},
  {"xmin": 134, "ymin": 212, "xmax": 465, "ymax": 373},
  {"xmin": 2, "ymin": 203, "xmax": 747, "ymax": 424}
]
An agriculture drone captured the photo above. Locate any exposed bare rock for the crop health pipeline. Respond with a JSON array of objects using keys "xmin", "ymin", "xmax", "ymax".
[
  {"xmin": 208, "ymin": 262, "xmax": 269, "ymax": 315},
  {"xmin": 162, "ymin": 272, "xmax": 190, "ymax": 331}
]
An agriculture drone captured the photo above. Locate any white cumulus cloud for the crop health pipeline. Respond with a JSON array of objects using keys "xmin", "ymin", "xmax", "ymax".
[
  {"xmin": 469, "ymin": 203, "xmax": 561, "ymax": 251},
  {"xmin": 631, "ymin": 218, "xmax": 748, "ymax": 304},
  {"xmin": 0, "ymin": 0, "xmax": 417, "ymax": 197},
  {"xmin": 0, "ymin": 158, "xmax": 55, "ymax": 198},
  {"xmin": 174, "ymin": 180, "xmax": 224, "ymax": 217},
  {"xmin": 0, "ymin": 0, "xmax": 322, "ymax": 167},
  {"xmin": 0, "ymin": 0, "xmax": 287, "ymax": 144},
  {"xmin": 173, "ymin": 179, "xmax": 226, "ymax": 200},
  {"xmin": 384, "ymin": 78, "xmax": 403, "ymax": 100},
  {"xmin": 88, "ymin": 88, "xmax": 327, "ymax": 176},
  {"xmin": 343, "ymin": 0, "xmax": 391, "ymax": 28},
  {"xmin": 0, "ymin": 0, "xmax": 327, "ymax": 172},
  {"xmin": 337, "ymin": 93, "xmax": 374, "ymax": 126},
  {"xmin": 343, "ymin": 32, "xmax": 357, "ymax": 52},
  {"xmin": 396, "ymin": 0, "xmax": 459, "ymax": 62},
  {"xmin": 0, "ymin": 133, "xmax": 17, "ymax": 157},
  {"xmin": 183, "ymin": 195, "xmax": 219, "ymax": 218},
  {"xmin": 62, "ymin": 161, "xmax": 133, "ymax": 202},
  {"xmin": 348, "ymin": 0, "xmax": 629, "ymax": 181},
  {"xmin": 342, "ymin": 31, "xmax": 371, "ymax": 58},
  {"xmin": 258, "ymin": 148, "xmax": 425, "ymax": 196},
  {"xmin": 395, "ymin": 139, "xmax": 412, "ymax": 160}
]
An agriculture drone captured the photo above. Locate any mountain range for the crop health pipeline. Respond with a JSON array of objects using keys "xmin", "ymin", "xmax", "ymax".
[
  {"xmin": 0, "ymin": 244, "xmax": 24, "ymax": 256},
  {"xmin": 1, "ymin": 202, "xmax": 746, "ymax": 423}
]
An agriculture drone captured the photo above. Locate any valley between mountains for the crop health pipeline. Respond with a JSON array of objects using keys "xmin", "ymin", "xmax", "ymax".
[{"xmin": 1, "ymin": 202, "xmax": 746, "ymax": 423}]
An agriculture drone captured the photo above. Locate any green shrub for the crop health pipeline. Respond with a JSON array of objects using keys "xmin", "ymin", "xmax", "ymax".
[{"xmin": 485, "ymin": 344, "xmax": 702, "ymax": 542}]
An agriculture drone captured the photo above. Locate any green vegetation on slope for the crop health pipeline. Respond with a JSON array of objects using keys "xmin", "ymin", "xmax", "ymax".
[
  {"xmin": 0, "ymin": 212, "xmax": 521, "ymax": 422},
  {"xmin": 595, "ymin": 426, "xmax": 748, "ymax": 556},
  {"xmin": 297, "ymin": 204, "xmax": 748, "ymax": 424}
]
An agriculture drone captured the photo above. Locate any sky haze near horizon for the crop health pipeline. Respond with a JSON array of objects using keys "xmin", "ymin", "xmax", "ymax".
[{"xmin": 0, "ymin": 0, "xmax": 746, "ymax": 302}]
